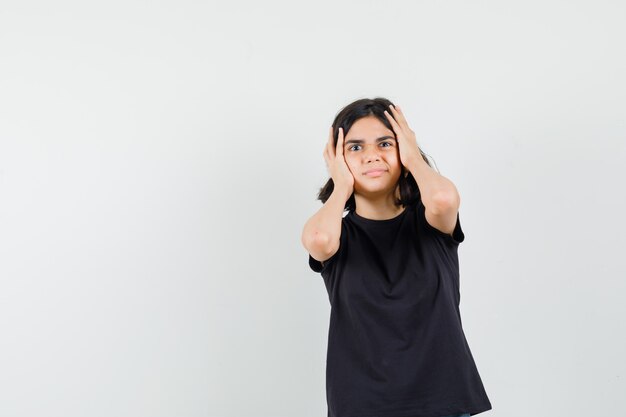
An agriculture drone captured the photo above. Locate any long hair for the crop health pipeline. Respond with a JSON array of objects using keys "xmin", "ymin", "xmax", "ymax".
[{"xmin": 316, "ymin": 97, "xmax": 437, "ymax": 212}]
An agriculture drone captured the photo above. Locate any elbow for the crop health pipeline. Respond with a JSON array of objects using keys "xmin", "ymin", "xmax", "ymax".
[
  {"xmin": 302, "ymin": 231, "xmax": 339, "ymax": 261},
  {"xmin": 301, "ymin": 229, "xmax": 331, "ymax": 251},
  {"xmin": 430, "ymin": 189, "xmax": 460, "ymax": 215}
]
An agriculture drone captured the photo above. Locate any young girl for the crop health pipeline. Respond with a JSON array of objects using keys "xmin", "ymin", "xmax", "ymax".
[{"xmin": 301, "ymin": 98, "xmax": 492, "ymax": 417}]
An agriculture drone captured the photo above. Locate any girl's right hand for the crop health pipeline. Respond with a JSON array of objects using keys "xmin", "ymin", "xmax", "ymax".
[{"xmin": 324, "ymin": 126, "xmax": 354, "ymax": 197}]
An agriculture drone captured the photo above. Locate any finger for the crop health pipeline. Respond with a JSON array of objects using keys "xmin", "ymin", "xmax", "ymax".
[
  {"xmin": 383, "ymin": 109, "xmax": 403, "ymax": 135},
  {"xmin": 388, "ymin": 104, "xmax": 410, "ymax": 130},
  {"xmin": 327, "ymin": 126, "xmax": 336, "ymax": 158},
  {"xmin": 335, "ymin": 127, "xmax": 344, "ymax": 157}
]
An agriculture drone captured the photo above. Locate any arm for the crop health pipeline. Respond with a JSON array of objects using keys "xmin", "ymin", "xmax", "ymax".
[
  {"xmin": 301, "ymin": 187, "xmax": 352, "ymax": 262},
  {"xmin": 407, "ymin": 156, "xmax": 461, "ymax": 236},
  {"xmin": 381, "ymin": 104, "xmax": 460, "ymax": 235}
]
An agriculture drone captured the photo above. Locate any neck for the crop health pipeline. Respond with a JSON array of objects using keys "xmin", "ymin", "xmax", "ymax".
[{"xmin": 353, "ymin": 193, "xmax": 405, "ymax": 220}]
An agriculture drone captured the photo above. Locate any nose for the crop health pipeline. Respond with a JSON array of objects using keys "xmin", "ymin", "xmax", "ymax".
[{"xmin": 362, "ymin": 144, "xmax": 382, "ymax": 162}]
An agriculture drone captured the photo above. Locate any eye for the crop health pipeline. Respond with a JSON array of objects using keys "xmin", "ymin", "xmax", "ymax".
[{"xmin": 348, "ymin": 142, "xmax": 392, "ymax": 151}]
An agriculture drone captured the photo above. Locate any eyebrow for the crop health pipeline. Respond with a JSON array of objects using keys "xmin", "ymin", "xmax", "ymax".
[{"xmin": 344, "ymin": 136, "xmax": 396, "ymax": 145}]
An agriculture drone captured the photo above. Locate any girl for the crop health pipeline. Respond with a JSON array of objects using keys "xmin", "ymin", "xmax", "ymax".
[{"xmin": 301, "ymin": 98, "xmax": 492, "ymax": 417}]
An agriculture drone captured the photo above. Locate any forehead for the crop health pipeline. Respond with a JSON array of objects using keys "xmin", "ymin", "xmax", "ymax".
[{"xmin": 346, "ymin": 116, "xmax": 393, "ymax": 140}]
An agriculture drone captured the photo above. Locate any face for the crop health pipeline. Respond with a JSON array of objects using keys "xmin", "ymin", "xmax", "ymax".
[{"xmin": 342, "ymin": 115, "xmax": 402, "ymax": 199}]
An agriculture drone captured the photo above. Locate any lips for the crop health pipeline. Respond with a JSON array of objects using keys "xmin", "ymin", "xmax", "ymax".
[{"xmin": 364, "ymin": 168, "xmax": 387, "ymax": 175}]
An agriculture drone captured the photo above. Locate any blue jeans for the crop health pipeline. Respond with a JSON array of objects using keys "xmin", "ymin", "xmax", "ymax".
[{"xmin": 440, "ymin": 414, "xmax": 470, "ymax": 417}]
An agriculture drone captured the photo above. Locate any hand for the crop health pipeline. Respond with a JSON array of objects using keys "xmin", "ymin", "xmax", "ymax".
[
  {"xmin": 383, "ymin": 104, "xmax": 422, "ymax": 169},
  {"xmin": 324, "ymin": 126, "xmax": 354, "ymax": 197}
]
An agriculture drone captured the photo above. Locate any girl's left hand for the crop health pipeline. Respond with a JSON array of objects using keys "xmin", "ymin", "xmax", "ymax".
[{"xmin": 383, "ymin": 104, "xmax": 422, "ymax": 170}]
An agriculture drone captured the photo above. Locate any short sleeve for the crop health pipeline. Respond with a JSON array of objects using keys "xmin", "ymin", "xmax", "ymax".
[
  {"xmin": 308, "ymin": 249, "xmax": 340, "ymax": 273},
  {"xmin": 417, "ymin": 200, "xmax": 465, "ymax": 245}
]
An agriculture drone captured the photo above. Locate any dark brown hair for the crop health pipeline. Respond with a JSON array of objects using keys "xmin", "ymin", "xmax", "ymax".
[{"xmin": 316, "ymin": 97, "xmax": 437, "ymax": 212}]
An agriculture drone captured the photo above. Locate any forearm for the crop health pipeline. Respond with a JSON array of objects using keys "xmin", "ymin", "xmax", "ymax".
[
  {"xmin": 301, "ymin": 187, "xmax": 351, "ymax": 248},
  {"xmin": 407, "ymin": 156, "xmax": 459, "ymax": 213}
]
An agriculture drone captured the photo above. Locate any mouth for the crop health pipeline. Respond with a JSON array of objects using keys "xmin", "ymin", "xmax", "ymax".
[{"xmin": 364, "ymin": 169, "xmax": 387, "ymax": 176}]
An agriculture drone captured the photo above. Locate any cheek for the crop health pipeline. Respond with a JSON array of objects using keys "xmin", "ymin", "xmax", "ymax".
[
  {"xmin": 344, "ymin": 157, "xmax": 356, "ymax": 171},
  {"xmin": 385, "ymin": 152, "xmax": 399, "ymax": 165}
]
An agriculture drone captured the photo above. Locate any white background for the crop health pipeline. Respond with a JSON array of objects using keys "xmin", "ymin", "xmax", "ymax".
[{"xmin": 1, "ymin": 1, "xmax": 624, "ymax": 416}]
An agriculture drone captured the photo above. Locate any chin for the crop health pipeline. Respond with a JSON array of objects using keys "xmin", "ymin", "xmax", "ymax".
[{"xmin": 355, "ymin": 184, "xmax": 395, "ymax": 194}]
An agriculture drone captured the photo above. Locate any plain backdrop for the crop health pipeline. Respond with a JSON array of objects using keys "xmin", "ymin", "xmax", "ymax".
[{"xmin": 1, "ymin": 1, "xmax": 625, "ymax": 416}]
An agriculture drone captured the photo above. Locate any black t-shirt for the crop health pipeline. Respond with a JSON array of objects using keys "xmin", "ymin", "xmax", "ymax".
[{"xmin": 308, "ymin": 199, "xmax": 492, "ymax": 417}]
